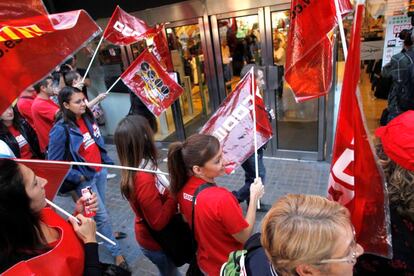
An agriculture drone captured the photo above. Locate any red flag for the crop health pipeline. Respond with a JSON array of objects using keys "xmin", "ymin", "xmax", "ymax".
[
  {"xmin": 0, "ymin": 0, "xmax": 48, "ymax": 20},
  {"xmin": 285, "ymin": 0, "xmax": 352, "ymax": 102},
  {"xmin": 200, "ymin": 71, "xmax": 273, "ymax": 173},
  {"xmin": 327, "ymin": 3, "xmax": 391, "ymax": 257},
  {"xmin": 15, "ymin": 159, "xmax": 71, "ymax": 201},
  {"xmin": 103, "ymin": 6, "xmax": 155, "ymax": 46},
  {"xmin": 150, "ymin": 25, "xmax": 174, "ymax": 72},
  {"xmin": 120, "ymin": 48, "xmax": 184, "ymax": 116},
  {"xmin": 0, "ymin": 8, "xmax": 100, "ymax": 115}
]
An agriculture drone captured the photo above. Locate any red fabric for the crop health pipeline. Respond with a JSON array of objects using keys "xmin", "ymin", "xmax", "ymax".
[
  {"xmin": 77, "ymin": 118, "xmax": 102, "ymax": 172},
  {"xmin": 285, "ymin": 0, "xmax": 352, "ymax": 102},
  {"xmin": 121, "ymin": 48, "xmax": 184, "ymax": 116},
  {"xmin": 31, "ymin": 97, "xmax": 58, "ymax": 153},
  {"xmin": 103, "ymin": 6, "xmax": 155, "ymax": 46},
  {"xmin": 8, "ymin": 125, "xmax": 33, "ymax": 159},
  {"xmin": 0, "ymin": 0, "xmax": 47, "ymax": 20},
  {"xmin": 17, "ymin": 96, "xmax": 36, "ymax": 129},
  {"xmin": 200, "ymin": 70, "xmax": 273, "ymax": 173},
  {"xmin": 3, "ymin": 208, "xmax": 84, "ymax": 276},
  {"xmin": 150, "ymin": 26, "xmax": 174, "ymax": 72},
  {"xmin": 129, "ymin": 172, "xmax": 177, "ymax": 251},
  {"xmin": 375, "ymin": 110, "xmax": 414, "ymax": 171},
  {"xmin": 0, "ymin": 2, "xmax": 100, "ymax": 115},
  {"xmin": 327, "ymin": 4, "xmax": 390, "ymax": 258},
  {"xmin": 178, "ymin": 176, "xmax": 248, "ymax": 275}
]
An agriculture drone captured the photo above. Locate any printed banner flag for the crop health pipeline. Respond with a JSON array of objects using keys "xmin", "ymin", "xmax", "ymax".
[
  {"xmin": 15, "ymin": 159, "xmax": 71, "ymax": 201},
  {"xmin": 150, "ymin": 25, "xmax": 174, "ymax": 72},
  {"xmin": 121, "ymin": 48, "xmax": 184, "ymax": 116},
  {"xmin": 285, "ymin": 0, "xmax": 352, "ymax": 102},
  {"xmin": 0, "ymin": 5, "xmax": 101, "ymax": 115},
  {"xmin": 327, "ymin": 3, "xmax": 391, "ymax": 257},
  {"xmin": 103, "ymin": 5, "xmax": 155, "ymax": 46},
  {"xmin": 200, "ymin": 71, "xmax": 273, "ymax": 173}
]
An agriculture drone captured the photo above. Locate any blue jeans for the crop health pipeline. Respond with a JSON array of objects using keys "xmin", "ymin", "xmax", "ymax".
[
  {"xmin": 76, "ymin": 168, "xmax": 121, "ymax": 257},
  {"xmin": 235, "ymin": 147, "xmax": 266, "ymax": 203},
  {"xmin": 141, "ymin": 248, "xmax": 180, "ymax": 276}
]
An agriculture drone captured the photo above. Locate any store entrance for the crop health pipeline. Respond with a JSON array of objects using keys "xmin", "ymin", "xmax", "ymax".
[{"xmin": 211, "ymin": 6, "xmax": 326, "ymax": 160}]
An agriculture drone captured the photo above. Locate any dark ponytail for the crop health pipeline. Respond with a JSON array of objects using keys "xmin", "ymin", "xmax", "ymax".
[{"xmin": 167, "ymin": 134, "xmax": 220, "ymax": 195}]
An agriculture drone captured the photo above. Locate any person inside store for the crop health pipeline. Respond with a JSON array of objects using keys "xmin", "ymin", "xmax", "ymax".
[
  {"xmin": 232, "ymin": 64, "xmax": 273, "ymax": 212},
  {"xmin": 354, "ymin": 110, "xmax": 414, "ymax": 274},
  {"xmin": 0, "ymin": 158, "xmax": 101, "ymax": 275},
  {"xmin": 115, "ymin": 115, "xmax": 180, "ymax": 276},
  {"xmin": 261, "ymin": 194, "xmax": 364, "ymax": 276},
  {"xmin": 47, "ymin": 86, "xmax": 129, "ymax": 270},
  {"xmin": 0, "ymin": 105, "xmax": 43, "ymax": 159},
  {"xmin": 382, "ymin": 29, "xmax": 414, "ymax": 124},
  {"xmin": 273, "ymin": 36, "xmax": 286, "ymax": 99},
  {"xmin": 168, "ymin": 133, "xmax": 264, "ymax": 275}
]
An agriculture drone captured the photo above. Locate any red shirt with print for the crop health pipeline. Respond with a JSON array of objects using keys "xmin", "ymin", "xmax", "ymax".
[
  {"xmin": 178, "ymin": 176, "xmax": 248, "ymax": 275},
  {"xmin": 8, "ymin": 125, "xmax": 33, "ymax": 159},
  {"xmin": 17, "ymin": 95, "xmax": 36, "ymax": 129},
  {"xmin": 130, "ymin": 172, "xmax": 177, "ymax": 251},
  {"xmin": 31, "ymin": 97, "xmax": 59, "ymax": 153},
  {"xmin": 77, "ymin": 118, "xmax": 102, "ymax": 171}
]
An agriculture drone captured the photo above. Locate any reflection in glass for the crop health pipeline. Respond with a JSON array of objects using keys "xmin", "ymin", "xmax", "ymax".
[{"xmin": 271, "ymin": 11, "xmax": 319, "ymax": 151}]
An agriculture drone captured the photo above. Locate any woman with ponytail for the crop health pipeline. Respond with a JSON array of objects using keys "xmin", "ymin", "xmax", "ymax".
[{"xmin": 167, "ymin": 134, "xmax": 264, "ymax": 275}]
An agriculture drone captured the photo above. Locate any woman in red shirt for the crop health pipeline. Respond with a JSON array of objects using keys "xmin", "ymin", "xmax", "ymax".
[
  {"xmin": 114, "ymin": 115, "xmax": 179, "ymax": 276},
  {"xmin": 0, "ymin": 106, "xmax": 43, "ymax": 159},
  {"xmin": 168, "ymin": 134, "xmax": 264, "ymax": 275}
]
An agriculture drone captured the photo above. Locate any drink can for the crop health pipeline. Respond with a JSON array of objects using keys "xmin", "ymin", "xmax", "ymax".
[{"xmin": 81, "ymin": 186, "xmax": 96, "ymax": 217}]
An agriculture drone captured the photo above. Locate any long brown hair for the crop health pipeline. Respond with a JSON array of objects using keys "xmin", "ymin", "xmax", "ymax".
[
  {"xmin": 167, "ymin": 134, "xmax": 220, "ymax": 195},
  {"xmin": 114, "ymin": 115, "xmax": 157, "ymax": 200}
]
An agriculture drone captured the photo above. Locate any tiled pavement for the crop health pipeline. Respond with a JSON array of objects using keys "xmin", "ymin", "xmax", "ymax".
[{"xmin": 55, "ymin": 144, "xmax": 330, "ymax": 275}]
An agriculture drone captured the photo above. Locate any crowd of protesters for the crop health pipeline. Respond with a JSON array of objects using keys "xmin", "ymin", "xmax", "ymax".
[{"xmin": 1, "ymin": 28, "xmax": 414, "ymax": 275}]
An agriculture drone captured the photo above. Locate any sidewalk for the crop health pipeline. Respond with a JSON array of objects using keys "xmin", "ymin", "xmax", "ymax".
[{"xmin": 54, "ymin": 144, "xmax": 330, "ymax": 275}]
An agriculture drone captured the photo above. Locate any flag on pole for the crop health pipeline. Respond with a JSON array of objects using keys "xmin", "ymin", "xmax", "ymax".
[
  {"xmin": 103, "ymin": 5, "xmax": 156, "ymax": 46},
  {"xmin": 150, "ymin": 25, "xmax": 174, "ymax": 72},
  {"xmin": 120, "ymin": 48, "xmax": 183, "ymax": 116},
  {"xmin": 327, "ymin": 2, "xmax": 391, "ymax": 257},
  {"xmin": 200, "ymin": 70, "xmax": 273, "ymax": 173},
  {"xmin": 285, "ymin": 0, "xmax": 352, "ymax": 102},
  {"xmin": 0, "ymin": 2, "xmax": 100, "ymax": 115}
]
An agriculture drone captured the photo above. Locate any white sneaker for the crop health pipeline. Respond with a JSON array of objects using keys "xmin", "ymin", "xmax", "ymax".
[{"xmin": 106, "ymin": 173, "xmax": 117, "ymax": 180}]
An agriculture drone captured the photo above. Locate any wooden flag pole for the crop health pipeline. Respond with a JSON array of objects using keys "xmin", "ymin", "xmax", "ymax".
[
  {"xmin": 250, "ymin": 67, "xmax": 261, "ymax": 210},
  {"xmin": 45, "ymin": 199, "xmax": 117, "ymax": 246},
  {"xmin": 82, "ymin": 35, "xmax": 105, "ymax": 83}
]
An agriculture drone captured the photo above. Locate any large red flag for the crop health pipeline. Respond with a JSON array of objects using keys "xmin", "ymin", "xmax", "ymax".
[
  {"xmin": 150, "ymin": 25, "xmax": 174, "ymax": 72},
  {"xmin": 200, "ymin": 70, "xmax": 273, "ymax": 173},
  {"xmin": 121, "ymin": 48, "xmax": 184, "ymax": 116},
  {"xmin": 0, "ymin": 6, "xmax": 100, "ymax": 115},
  {"xmin": 327, "ymin": 3, "xmax": 391, "ymax": 257},
  {"xmin": 103, "ymin": 6, "xmax": 155, "ymax": 46},
  {"xmin": 285, "ymin": 0, "xmax": 352, "ymax": 102}
]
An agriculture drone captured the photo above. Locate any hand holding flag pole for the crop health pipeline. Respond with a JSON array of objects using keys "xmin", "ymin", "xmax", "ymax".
[
  {"xmin": 250, "ymin": 67, "xmax": 261, "ymax": 210},
  {"xmin": 45, "ymin": 199, "xmax": 116, "ymax": 246}
]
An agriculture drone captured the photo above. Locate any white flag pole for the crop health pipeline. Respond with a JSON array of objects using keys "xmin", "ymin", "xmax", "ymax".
[
  {"xmin": 81, "ymin": 35, "xmax": 105, "ymax": 83},
  {"xmin": 334, "ymin": 0, "xmax": 348, "ymax": 59},
  {"xmin": 104, "ymin": 76, "xmax": 122, "ymax": 94},
  {"xmin": 16, "ymin": 159, "xmax": 169, "ymax": 176},
  {"xmin": 45, "ymin": 199, "xmax": 116, "ymax": 246},
  {"xmin": 250, "ymin": 67, "xmax": 261, "ymax": 210}
]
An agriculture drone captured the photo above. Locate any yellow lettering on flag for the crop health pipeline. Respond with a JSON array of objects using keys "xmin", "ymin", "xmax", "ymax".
[
  {"xmin": 0, "ymin": 35, "xmax": 6, "ymax": 42},
  {"xmin": 15, "ymin": 25, "xmax": 46, "ymax": 38},
  {"xmin": 2, "ymin": 27, "xmax": 20, "ymax": 40}
]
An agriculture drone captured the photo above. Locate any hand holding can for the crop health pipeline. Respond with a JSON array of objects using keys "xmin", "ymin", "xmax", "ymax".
[{"xmin": 81, "ymin": 186, "xmax": 96, "ymax": 217}]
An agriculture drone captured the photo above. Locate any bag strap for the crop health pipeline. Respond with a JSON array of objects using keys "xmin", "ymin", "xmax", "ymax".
[{"xmin": 191, "ymin": 183, "xmax": 214, "ymax": 250}]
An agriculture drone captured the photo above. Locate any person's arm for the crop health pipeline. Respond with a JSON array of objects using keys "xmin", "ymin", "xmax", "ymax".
[
  {"xmin": 86, "ymin": 93, "xmax": 107, "ymax": 109},
  {"xmin": 232, "ymin": 178, "xmax": 264, "ymax": 244},
  {"xmin": 136, "ymin": 173, "xmax": 177, "ymax": 231},
  {"xmin": 381, "ymin": 58, "xmax": 395, "ymax": 78}
]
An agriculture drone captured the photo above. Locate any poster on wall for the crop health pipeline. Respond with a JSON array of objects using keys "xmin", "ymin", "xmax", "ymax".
[{"xmin": 382, "ymin": 15, "xmax": 411, "ymax": 66}]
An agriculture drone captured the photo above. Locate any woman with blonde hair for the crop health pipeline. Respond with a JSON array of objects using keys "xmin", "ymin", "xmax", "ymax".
[{"xmin": 261, "ymin": 194, "xmax": 363, "ymax": 276}]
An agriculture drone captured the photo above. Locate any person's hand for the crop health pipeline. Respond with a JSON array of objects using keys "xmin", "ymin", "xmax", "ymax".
[
  {"xmin": 73, "ymin": 79, "xmax": 84, "ymax": 90},
  {"xmin": 249, "ymin": 177, "xmax": 264, "ymax": 203},
  {"xmin": 96, "ymin": 93, "xmax": 107, "ymax": 102},
  {"xmin": 75, "ymin": 192, "xmax": 98, "ymax": 214},
  {"xmin": 69, "ymin": 214, "xmax": 97, "ymax": 243}
]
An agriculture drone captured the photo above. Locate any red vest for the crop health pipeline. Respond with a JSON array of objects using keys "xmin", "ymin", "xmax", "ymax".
[{"xmin": 3, "ymin": 208, "xmax": 85, "ymax": 276}]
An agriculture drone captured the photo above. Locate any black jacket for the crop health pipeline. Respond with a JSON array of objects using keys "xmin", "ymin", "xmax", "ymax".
[
  {"xmin": 245, "ymin": 232, "xmax": 274, "ymax": 276},
  {"xmin": 0, "ymin": 118, "xmax": 43, "ymax": 159}
]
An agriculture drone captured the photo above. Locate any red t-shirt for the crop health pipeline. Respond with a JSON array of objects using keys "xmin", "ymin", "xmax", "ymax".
[
  {"xmin": 8, "ymin": 125, "xmax": 33, "ymax": 159},
  {"xmin": 17, "ymin": 96, "xmax": 36, "ymax": 129},
  {"xmin": 178, "ymin": 176, "xmax": 248, "ymax": 275},
  {"xmin": 31, "ymin": 97, "xmax": 59, "ymax": 153},
  {"xmin": 77, "ymin": 118, "xmax": 102, "ymax": 171},
  {"xmin": 130, "ymin": 172, "xmax": 177, "ymax": 251}
]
